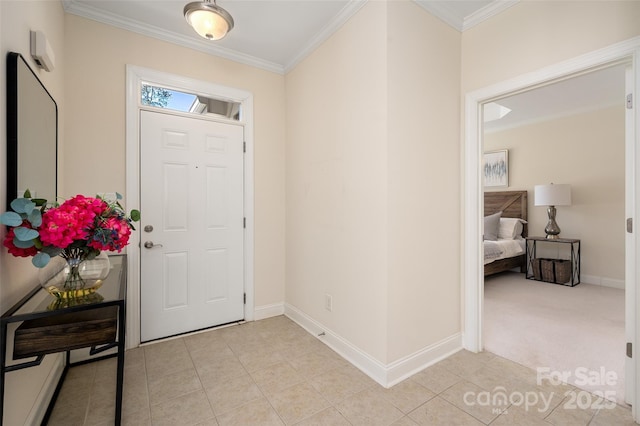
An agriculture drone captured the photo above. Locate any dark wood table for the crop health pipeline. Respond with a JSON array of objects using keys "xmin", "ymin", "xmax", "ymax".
[
  {"xmin": 0, "ymin": 255, "xmax": 126, "ymax": 425},
  {"xmin": 525, "ymin": 237, "xmax": 580, "ymax": 286}
]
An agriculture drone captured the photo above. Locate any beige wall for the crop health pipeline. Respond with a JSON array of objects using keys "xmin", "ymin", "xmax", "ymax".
[
  {"xmin": 285, "ymin": 1, "xmax": 461, "ymax": 365},
  {"xmin": 485, "ymin": 106, "xmax": 625, "ymax": 283},
  {"xmin": 285, "ymin": 1, "xmax": 390, "ymax": 362},
  {"xmin": 386, "ymin": 2, "xmax": 461, "ymax": 362},
  {"xmin": 64, "ymin": 14, "xmax": 287, "ymax": 309},
  {"xmin": 462, "ymin": 1, "xmax": 640, "ymax": 94},
  {"xmin": 1, "ymin": 2, "xmax": 66, "ymax": 424}
]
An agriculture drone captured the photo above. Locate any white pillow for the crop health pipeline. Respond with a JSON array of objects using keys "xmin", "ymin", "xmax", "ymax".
[
  {"xmin": 498, "ymin": 217, "xmax": 527, "ymax": 240},
  {"xmin": 483, "ymin": 211, "xmax": 502, "ymax": 241}
]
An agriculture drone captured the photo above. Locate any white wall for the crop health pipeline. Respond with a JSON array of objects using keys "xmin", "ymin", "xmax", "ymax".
[
  {"xmin": 1, "ymin": 2, "xmax": 66, "ymax": 424},
  {"xmin": 485, "ymin": 106, "xmax": 626, "ymax": 285}
]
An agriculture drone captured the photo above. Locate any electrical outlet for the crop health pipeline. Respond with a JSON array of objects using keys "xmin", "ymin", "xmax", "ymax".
[{"xmin": 325, "ymin": 294, "xmax": 332, "ymax": 312}]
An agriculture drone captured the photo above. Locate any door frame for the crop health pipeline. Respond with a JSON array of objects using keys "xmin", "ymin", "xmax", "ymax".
[
  {"xmin": 462, "ymin": 36, "xmax": 640, "ymax": 416},
  {"xmin": 124, "ymin": 65, "xmax": 254, "ymax": 349}
]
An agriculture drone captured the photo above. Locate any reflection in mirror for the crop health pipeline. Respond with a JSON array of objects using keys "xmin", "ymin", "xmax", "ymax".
[{"xmin": 7, "ymin": 52, "xmax": 57, "ymax": 205}]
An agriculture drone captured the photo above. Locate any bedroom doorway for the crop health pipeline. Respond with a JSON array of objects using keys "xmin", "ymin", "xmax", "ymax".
[
  {"xmin": 463, "ymin": 38, "xmax": 640, "ymax": 417},
  {"xmin": 481, "ymin": 63, "xmax": 627, "ymax": 403}
]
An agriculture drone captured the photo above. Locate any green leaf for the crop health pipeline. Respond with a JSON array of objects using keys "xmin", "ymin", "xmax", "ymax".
[
  {"xmin": 13, "ymin": 238, "xmax": 35, "ymax": 248},
  {"xmin": 23, "ymin": 189, "xmax": 32, "ymax": 198},
  {"xmin": 0, "ymin": 211, "xmax": 23, "ymax": 226},
  {"xmin": 116, "ymin": 192, "xmax": 123, "ymax": 200},
  {"xmin": 31, "ymin": 198, "xmax": 47, "ymax": 207},
  {"xmin": 130, "ymin": 210, "xmax": 141, "ymax": 222},
  {"xmin": 32, "ymin": 252, "xmax": 51, "ymax": 268},
  {"xmin": 10, "ymin": 198, "xmax": 34, "ymax": 214},
  {"xmin": 28, "ymin": 209, "xmax": 42, "ymax": 227},
  {"xmin": 14, "ymin": 227, "xmax": 39, "ymax": 241},
  {"xmin": 85, "ymin": 249, "xmax": 100, "ymax": 260}
]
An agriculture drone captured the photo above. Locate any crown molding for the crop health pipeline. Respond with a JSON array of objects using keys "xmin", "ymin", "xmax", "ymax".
[
  {"xmin": 62, "ymin": 0, "xmax": 285, "ymax": 74},
  {"xmin": 284, "ymin": 0, "xmax": 368, "ymax": 73},
  {"xmin": 413, "ymin": 0, "xmax": 519, "ymax": 32},
  {"xmin": 462, "ymin": 0, "xmax": 519, "ymax": 31},
  {"xmin": 413, "ymin": 0, "xmax": 464, "ymax": 31},
  {"xmin": 62, "ymin": 0, "xmax": 514, "ymax": 74}
]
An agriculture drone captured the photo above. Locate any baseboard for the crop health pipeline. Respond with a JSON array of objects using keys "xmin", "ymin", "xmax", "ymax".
[
  {"xmin": 284, "ymin": 303, "xmax": 389, "ymax": 385},
  {"xmin": 254, "ymin": 302, "xmax": 285, "ymax": 321},
  {"xmin": 284, "ymin": 303, "xmax": 462, "ymax": 388},
  {"xmin": 385, "ymin": 333, "xmax": 462, "ymax": 387},
  {"xmin": 581, "ymin": 274, "xmax": 624, "ymax": 290}
]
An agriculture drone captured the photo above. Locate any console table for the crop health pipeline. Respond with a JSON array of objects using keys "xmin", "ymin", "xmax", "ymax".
[
  {"xmin": 525, "ymin": 237, "xmax": 580, "ymax": 286},
  {"xmin": 0, "ymin": 255, "xmax": 126, "ymax": 425}
]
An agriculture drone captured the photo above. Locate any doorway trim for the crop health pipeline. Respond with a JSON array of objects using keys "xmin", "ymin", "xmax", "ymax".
[
  {"xmin": 124, "ymin": 65, "xmax": 255, "ymax": 349},
  {"xmin": 462, "ymin": 36, "xmax": 640, "ymax": 415}
]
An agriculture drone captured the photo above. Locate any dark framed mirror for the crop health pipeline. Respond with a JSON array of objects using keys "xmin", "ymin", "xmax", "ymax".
[{"xmin": 7, "ymin": 52, "xmax": 58, "ymax": 206}]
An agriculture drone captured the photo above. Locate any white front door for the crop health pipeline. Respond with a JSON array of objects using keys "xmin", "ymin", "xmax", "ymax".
[{"xmin": 140, "ymin": 109, "xmax": 245, "ymax": 342}]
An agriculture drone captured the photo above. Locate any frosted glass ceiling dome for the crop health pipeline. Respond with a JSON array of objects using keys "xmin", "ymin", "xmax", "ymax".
[{"xmin": 184, "ymin": 0, "xmax": 234, "ymax": 41}]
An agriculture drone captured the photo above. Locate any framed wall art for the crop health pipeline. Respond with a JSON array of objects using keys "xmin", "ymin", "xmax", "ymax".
[{"xmin": 484, "ymin": 149, "xmax": 508, "ymax": 188}]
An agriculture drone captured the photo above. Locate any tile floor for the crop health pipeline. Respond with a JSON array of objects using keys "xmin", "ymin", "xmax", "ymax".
[{"xmin": 47, "ymin": 315, "xmax": 635, "ymax": 425}]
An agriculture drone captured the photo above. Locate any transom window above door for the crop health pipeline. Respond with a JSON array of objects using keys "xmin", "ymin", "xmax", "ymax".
[{"xmin": 140, "ymin": 83, "xmax": 241, "ymax": 121}]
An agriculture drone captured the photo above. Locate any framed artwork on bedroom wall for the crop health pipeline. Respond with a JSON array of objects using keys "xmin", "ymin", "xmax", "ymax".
[{"xmin": 484, "ymin": 149, "xmax": 509, "ymax": 188}]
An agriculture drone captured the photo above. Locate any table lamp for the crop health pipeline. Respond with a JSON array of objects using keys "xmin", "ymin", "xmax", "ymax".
[{"xmin": 534, "ymin": 183, "xmax": 572, "ymax": 239}]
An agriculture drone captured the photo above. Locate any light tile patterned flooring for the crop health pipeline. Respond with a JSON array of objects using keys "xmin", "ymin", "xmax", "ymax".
[{"xmin": 48, "ymin": 315, "xmax": 635, "ymax": 425}]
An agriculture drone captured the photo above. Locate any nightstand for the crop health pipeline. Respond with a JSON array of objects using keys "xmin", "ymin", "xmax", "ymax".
[{"xmin": 525, "ymin": 237, "xmax": 580, "ymax": 286}]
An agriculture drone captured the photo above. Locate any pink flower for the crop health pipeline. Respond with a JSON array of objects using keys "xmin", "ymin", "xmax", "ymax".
[
  {"xmin": 39, "ymin": 195, "xmax": 108, "ymax": 248},
  {"xmin": 88, "ymin": 216, "xmax": 132, "ymax": 252},
  {"xmin": 2, "ymin": 192, "xmax": 139, "ymax": 267}
]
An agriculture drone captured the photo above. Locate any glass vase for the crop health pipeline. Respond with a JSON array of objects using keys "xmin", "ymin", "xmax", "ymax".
[{"xmin": 39, "ymin": 251, "xmax": 111, "ymax": 300}]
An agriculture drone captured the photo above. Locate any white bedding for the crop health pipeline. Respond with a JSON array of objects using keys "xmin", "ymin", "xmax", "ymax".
[{"xmin": 484, "ymin": 238, "xmax": 525, "ymax": 265}]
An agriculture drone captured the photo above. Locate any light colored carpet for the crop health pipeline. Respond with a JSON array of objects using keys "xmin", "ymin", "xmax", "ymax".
[{"xmin": 483, "ymin": 271, "xmax": 626, "ymax": 404}]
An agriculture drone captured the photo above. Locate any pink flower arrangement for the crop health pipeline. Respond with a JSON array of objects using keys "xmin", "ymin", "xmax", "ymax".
[{"xmin": 1, "ymin": 192, "xmax": 140, "ymax": 267}]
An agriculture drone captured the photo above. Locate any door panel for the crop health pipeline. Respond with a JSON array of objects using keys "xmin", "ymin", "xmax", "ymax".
[{"xmin": 140, "ymin": 110, "xmax": 244, "ymax": 341}]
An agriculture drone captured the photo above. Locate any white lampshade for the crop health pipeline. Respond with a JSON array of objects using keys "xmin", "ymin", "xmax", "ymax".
[
  {"xmin": 184, "ymin": 1, "xmax": 234, "ymax": 41},
  {"xmin": 534, "ymin": 184, "xmax": 572, "ymax": 206}
]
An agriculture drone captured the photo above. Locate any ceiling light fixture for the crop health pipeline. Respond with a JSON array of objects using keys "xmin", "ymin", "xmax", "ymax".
[{"xmin": 184, "ymin": 0, "xmax": 234, "ymax": 41}]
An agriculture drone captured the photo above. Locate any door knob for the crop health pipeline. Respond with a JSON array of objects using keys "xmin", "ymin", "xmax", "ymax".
[{"xmin": 144, "ymin": 241, "xmax": 163, "ymax": 249}]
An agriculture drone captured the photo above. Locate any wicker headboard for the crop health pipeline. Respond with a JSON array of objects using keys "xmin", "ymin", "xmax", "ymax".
[{"xmin": 484, "ymin": 190, "xmax": 528, "ymax": 237}]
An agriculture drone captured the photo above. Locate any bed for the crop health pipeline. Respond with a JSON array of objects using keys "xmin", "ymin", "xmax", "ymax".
[{"xmin": 484, "ymin": 190, "xmax": 528, "ymax": 276}]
